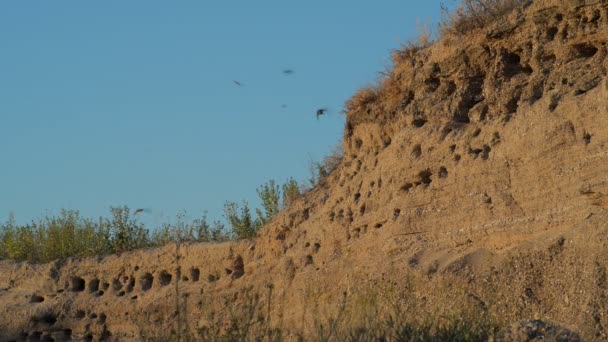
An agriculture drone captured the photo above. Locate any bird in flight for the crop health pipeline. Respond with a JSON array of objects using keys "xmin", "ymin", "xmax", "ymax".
[
  {"xmin": 282, "ymin": 69, "xmax": 294, "ymax": 75},
  {"xmin": 134, "ymin": 208, "xmax": 145, "ymax": 215},
  {"xmin": 233, "ymin": 80, "xmax": 243, "ymax": 87},
  {"xmin": 316, "ymin": 108, "xmax": 328, "ymax": 120}
]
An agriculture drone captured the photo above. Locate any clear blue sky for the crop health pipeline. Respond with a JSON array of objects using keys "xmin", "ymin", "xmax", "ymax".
[{"xmin": 0, "ymin": 1, "xmax": 451, "ymax": 226}]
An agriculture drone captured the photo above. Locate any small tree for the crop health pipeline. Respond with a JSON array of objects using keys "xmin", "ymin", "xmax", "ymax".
[
  {"xmin": 192, "ymin": 212, "xmax": 228, "ymax": 242},
  {"xmin": 282, "ymin": 178, "xmax": 301, "ymax": 207},
  {"xmin": 224, "ymin": 201, "xmax": 260, "ymax": 240},
  {"xmin": 256, "ymin": 180, "xmax": 281, "ymax": 225},
  {"xmin": 109, "ymin": 206, "xmax": 149, "ymax": 253}
]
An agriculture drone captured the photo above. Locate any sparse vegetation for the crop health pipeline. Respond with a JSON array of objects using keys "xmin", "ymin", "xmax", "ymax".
[
  {"xmin": 344, "ymin": 0, "xmax": 529, "ymax": 120},
  {"xmin": 0, "ymin": 208, "xmax": 229, "ymax": 263},
  {"xmin": 0, "ymin": 177, "xmax": 305, "ymax": 262},
  {"xmin": 150, "ymin": 285, "xmax": 499, "ymax": 341},
  {"xmin": 224, "ymin": 178, "xmax": 304, "ymax": 240},
  {"xmin": 305, "ymin": 145, "xmax": 344, "ymax": 191},
  {"xmin": 441, "ymin": 0, "xmax": 530, "ymax": 36}
]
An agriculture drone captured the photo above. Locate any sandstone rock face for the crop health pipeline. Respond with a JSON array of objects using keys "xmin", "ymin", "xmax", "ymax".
[{"xmin": 2, "ymin": 1, "xmax": 608, "ymax": 340}]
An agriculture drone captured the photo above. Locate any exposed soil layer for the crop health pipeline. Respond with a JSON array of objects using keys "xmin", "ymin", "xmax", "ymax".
[{"xmin": 2, "ymin": 0, "xmax": 608, "ymax": 340}]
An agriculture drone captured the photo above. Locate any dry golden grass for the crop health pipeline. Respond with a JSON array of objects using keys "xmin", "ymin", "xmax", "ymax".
[{"xmin": 441, "ymin": 0, "xmax": 530, "ymax": 36}]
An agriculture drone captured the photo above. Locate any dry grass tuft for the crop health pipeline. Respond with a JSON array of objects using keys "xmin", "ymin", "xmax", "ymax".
[
  {"xmin": 441, "ymin": 0, "xmax": 531, "ymax": 36},
  {"xmin": 345, "ymin": 86, "xmax": 380, "ymax": 115}
]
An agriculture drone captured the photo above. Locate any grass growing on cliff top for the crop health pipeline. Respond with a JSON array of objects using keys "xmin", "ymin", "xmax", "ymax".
[
  {"xmin": 0, "ymin": 148, "xmax": 343, "ymax": 263},
  {"xmin": 345, "ymin": 0, "xmax": 529, "ymax": 122},
  {"xmin": 441, "ymin": 0, "xmax": 531, "ymax": 35}
]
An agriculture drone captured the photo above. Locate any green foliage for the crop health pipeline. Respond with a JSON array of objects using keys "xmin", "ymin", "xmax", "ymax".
[
  {"xmin": 109, "ymin": 206, "xmax": 149, "ymax": 253},
  {"xmin": 224, "ymin": 200, "xmax": 260, "ymax": 240},
  {"xmin": 256, "ymin": 180, "xmax": 281, "ymax": 225},
  {"xmin": 0, "ymin": 210, "xmax": 112, "ymax": 262},
  {"xmin": 0, "ymin": 160, "xmax": 308, "ymax": 261},
  {"xmin": 151, "ymin": 211, "xmax": 228, "ymax": 245},
  {"xmin": 282, "ymin": 177, "xmax": 301, "ymax": 207},
  {"xmin": 0, "ymin": 207, "xmax": 230, "ymax": 263},
  {"xmin": 224, "ymin": 178, "xmax": 302, "ymax": 240}
]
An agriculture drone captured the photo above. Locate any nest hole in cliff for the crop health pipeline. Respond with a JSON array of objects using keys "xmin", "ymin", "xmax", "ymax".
[
  {"xmin": 438, "ymin": 167, "xmax": 449, "ymax": 178},
  {"xmin": 75, "ymin": 310, "xmax": 86, "ymax": 320},
  {"xmin": 159, "ymin": 271, "xmax": 172, "ymax": 286},
  {"xmin": 482, "ymin": 145, "xmax": 492, "ymax": 160},
  {"xmin": 70, "ymin": 277, "xmax": 85, "ymax": 292},
  {"xmin": 190, "ymin": 268, "xmax": 200, "ymax": 282},
  {"xmin": 354, "ymin": 138, "xmax": 363, "ymax": 150},
  {"xmin": 584, "ymin": 132, "xmax": 592, "ymax": 145},
  {"xmin": 304, "ymin": 255, "xmax": 314, "ymax": 266},
  {"xmin": 140, "ymin": 273, "xmax": 154, "ymax": 291},
  {"xmin": 359, "ymin": 203, "xmax": 366, "ymax": 215},
  {"xmin": 546, "ymin": 27, "xmax": 558, "ymax": 41},
  {"xmin": 401, "ymin": 183, "xmax": 414, "ymax": 192},
  {"xmin": 88, "ymin": 278, "xmax": 100, "ymax": 293},
  {"xmin": 418, "ymin": 169, "xmax": 433, "ymax": 187},
  {"xmin": 503, "ymin": 51, "xmax": 532, "ymax": 77},
  {"xmin": 112, "ymin": 278, "xmax": 122, "ymax": 292},
  {"xmin": 126, "ymin": 278, "xmax": 135, "ymax": 293},
  {"xmin": 412, "ymin": 118, "xmax": 428, "ymax": 128},
  {"xmin": 32, "ymin": 312, "xmax": 57, "ymax": 326},
  {"xmin": 411, "ymin": 144, "xmax": 422, "ymax": 158},
  {"xmin": 30, "ymin": 294, "xmax": 45, "ymax": 303},
  {"xmin": 572, "ymin": 43, "xmax": 599, "ymax": 59},
  {"xmin": 232, "ymin": 256, "xmax": 245, "ymax": 280},
  {"xmin": 393, "ymin": 209, "xmax": 401, "ymax": 220}
]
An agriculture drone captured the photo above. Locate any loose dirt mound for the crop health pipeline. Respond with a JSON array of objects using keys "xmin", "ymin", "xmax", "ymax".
[{"xmin": 2, "ymin": 0, "xmax": 608, "ymax": 340}]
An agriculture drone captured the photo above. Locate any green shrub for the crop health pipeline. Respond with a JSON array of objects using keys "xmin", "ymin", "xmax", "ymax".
[
  {"xmin": 151, "ymin": 212, "xmax": 229, "ymax": 245},
  {"xmin": 0, "ymin": 210, "xmax": 113, "ymax": 262},
  {"xmin": 224, "ymin": 178, "xmax": 303, "ymax": 240},
  {"xmin": 224, "ymin": 201, "xmax": 260, "ymax": 240},
  {"xmin": 256, "ymin": 180, "xmax": 281, "ymax": 225},
  {"xmin": 109, "ymin": 206, "xmax": 150, "ymax": 253},
  {"xmin": 282, "ymin": 178, "xmax": 301, "ymax": 207}
]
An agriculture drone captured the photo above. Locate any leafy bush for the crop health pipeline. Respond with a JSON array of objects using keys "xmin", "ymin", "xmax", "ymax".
[
  {"xmin": 151, "ymin": 212, "xmax": 228, "ymax": 245},
  {"xmin": 0, "ymin": 208, "xmax": 231, "ymax": 263},
  {"xmin": 224, "ymin": 178, "xmax": 302, "ymax": 240},
  {"xmin": 109, "ymin": 206, "xmax": 149, "ymax": 253},
  {"xmin": 0, "ymin": 210, "xmax": 112, "ymax": 262},
  {"xmin": 224, "ymin": 200, "xmax": 260, "ymax": 240},
  {"xmin": 282, "ymin": 177, "xmax": 301, "ymax": 207},
  {"xmin": 256, "ymin": 180, "xmax": 281, "ymax": 225}
]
